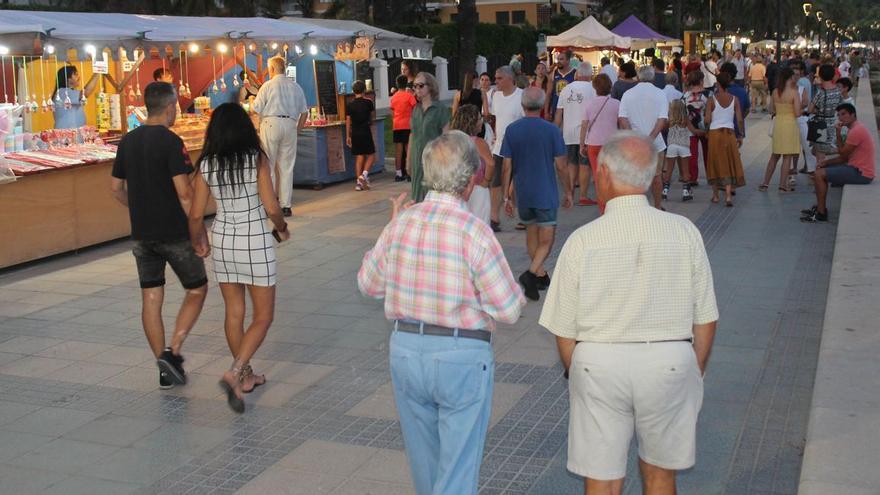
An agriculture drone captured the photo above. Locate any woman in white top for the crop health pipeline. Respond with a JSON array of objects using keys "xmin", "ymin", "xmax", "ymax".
[{"xmin": 705, "ymin": 73, "xmax": 745, "ymax": 207}]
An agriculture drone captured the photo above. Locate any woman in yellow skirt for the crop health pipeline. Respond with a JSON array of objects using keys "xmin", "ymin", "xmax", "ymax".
[
  {"xmin": 705, "ymin": 73, "xmax": 746, "ymax": 207},
  {"xmin": 760, "ymin": 67, "xmax": 802, "ymax": 192}
]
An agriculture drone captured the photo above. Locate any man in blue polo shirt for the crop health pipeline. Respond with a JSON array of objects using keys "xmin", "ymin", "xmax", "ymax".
[{"xmin": 501, "ymin": 86, "xmax": 572, "ymax": 302}]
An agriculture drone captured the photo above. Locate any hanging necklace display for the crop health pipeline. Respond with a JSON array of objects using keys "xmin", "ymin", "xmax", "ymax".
[
  {"xmin": 53, "ymin": 56, "xmax": 62, "ymax": 105},
  {"xmin": 29, "ymin": 57, "xmax": 39, "ymax": 113},
  {"xmin": 211, "ymin": 51, "xmax": 219, "ymax": 94},
  {"xmin": 12, "ymin": 56, "xmax": 19, "ymax": 107},
  {"xmin": 135, "ymin": 60, "xmax": 142, "ymax": 100},
  {"xmin": 184, "ymin": 49, "xmax": 192, "ymax": 98},
  {"xmin": 1, "ymin": 54, "xmax": 7, "ymax": 103},
  {"xmin": 21, "ymin": 57, "xmax": 32, "ymax": 113}
]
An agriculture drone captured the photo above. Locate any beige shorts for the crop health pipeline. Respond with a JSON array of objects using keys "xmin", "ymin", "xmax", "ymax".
[{"xmin": 567, "ymin": 341, "xmax": 703, "ymax": 480}]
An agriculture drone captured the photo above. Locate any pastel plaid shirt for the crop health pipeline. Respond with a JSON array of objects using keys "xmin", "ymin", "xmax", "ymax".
[{"xmin": 358, "ymin": 191, "xmax": 525, "ymax": 331}]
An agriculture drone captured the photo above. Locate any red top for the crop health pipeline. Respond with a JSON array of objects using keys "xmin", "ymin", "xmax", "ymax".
[
  {"xmin": 845, "ymin": 121, "xmax": 876, "ymax": 179},
  {"xmin": 390, "ymin": 91, "xmax": 417, "ymax": 131},
  {"xmin": 684, "ymin": 61, "xmax": 702, "ymax": 76}
]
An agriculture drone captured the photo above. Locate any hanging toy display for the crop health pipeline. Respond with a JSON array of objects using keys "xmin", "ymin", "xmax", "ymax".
[
  {"xmin": 135, "ymin": 62, "xmax": 142, "ymax": 100},
  {"xmin": 53, "ymin": 56, "xmax": 62, "ymax": 105},
  {"xmin": 211, "ymin": 51, "xmax": 219, "ymax": 94},
  {"xmin": 22, "ymin": 57, "xmax": 32, "ymax": 113},
  {"xmin": 40, "ymin": 56, "xmax": 52, "ymax": 112},
  {"xmin": 62, "ymin": 62, "xmax": 72, "ymax": 110},
  {"xmin": 29, "ymin": 57, "xmax": 39, "ymax": 113},
  {"xmin": 219, "ymin": 45, "xmax": 228, "ymax": 93},
  {"xmin": 177, "ymin": 51, "xmax": 186, "ymax": 97},
  {"xmin": 12, "ymin": 56, "xmax": 19, "ymax": 107},
  {"xmin": 78, "ymin": 58, "xmax": 87, "ymax": 104}
]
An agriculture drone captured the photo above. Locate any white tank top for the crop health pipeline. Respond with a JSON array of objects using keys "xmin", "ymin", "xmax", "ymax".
[{"xmin": 709, "ymin": 95, "xmax": 735, "ymax": 130}]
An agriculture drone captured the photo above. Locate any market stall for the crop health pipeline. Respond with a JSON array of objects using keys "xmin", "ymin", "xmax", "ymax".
[
  {"xmin": 611, "ymin": 15, "xmax": 681, "ymax": 51},
  {"xmin": 0, "ymin": 9, "xmax": 404, "ymax": 268},
  {"xmin": 545, "ymin": 16, "xmax": 631, "ymax": 68}
]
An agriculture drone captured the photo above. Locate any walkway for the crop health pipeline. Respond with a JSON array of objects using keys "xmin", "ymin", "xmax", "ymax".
[{"xmin": 0, "ymin": 113, "xmax": 838, "ymax": 495}]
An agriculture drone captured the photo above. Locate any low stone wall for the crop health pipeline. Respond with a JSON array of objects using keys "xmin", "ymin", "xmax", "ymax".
[{"xmin": 798, "ymin": 72, "xmax": 880, "ymax": 493}]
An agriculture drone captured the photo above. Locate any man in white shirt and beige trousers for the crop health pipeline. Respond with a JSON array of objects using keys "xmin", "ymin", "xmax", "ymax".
[
  {"xmin": 252, "ymin": 56, "xmax": 309, "ymax": 217},
  {"xmin": 539, "ymin": 132, "xmax": 719, "ymax": 495}
]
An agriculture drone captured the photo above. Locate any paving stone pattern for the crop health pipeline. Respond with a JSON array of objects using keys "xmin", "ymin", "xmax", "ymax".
[{"xmin": 0, "ymin": 116, "xmax": 837, "ymax": 494}]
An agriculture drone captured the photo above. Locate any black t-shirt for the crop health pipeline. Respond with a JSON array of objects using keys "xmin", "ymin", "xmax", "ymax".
[
  {"xmin": 111, "ymin": 125, "xmax": 193, "ymax": 242},
  {"xmin": 346, "ymin": 97, "xmax": 374, "ymax": 130}
]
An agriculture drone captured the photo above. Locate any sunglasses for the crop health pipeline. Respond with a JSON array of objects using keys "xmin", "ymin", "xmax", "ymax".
[{"xmin": 413, "ymin": 83, "xmax": 427, "ymax": 89}]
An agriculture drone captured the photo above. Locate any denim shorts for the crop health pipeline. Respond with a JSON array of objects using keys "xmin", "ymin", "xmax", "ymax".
[
  {"xmin": 824, "ymin": 164, "xmax": 873, "ymax": 186},
  {"xmin": 519, "ymin": 207, "xmax": 558, "ymax": 226},
  {"xmin": 566, "ymin": 144, "xmax": 589, "ymax": 165},
  {"xmin": 132, "ymin": 239, "xmax": 207, "ymax": 290}
]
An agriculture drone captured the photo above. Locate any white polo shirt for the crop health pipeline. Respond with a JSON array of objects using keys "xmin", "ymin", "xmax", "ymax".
[
  {"xmin": 556, "ymin": 80, "xmax": 596, "ymax": 145},
  {"xmin": 491, "ymin": 87, "xmax": 524, "ymax": 156},
  {"xmin": 618, "ymin": 82, "xmax": 669, "ymax": 152},
  {"xmin": 252, "ymin": 74, "xmax": 309, "ymax": 119}
]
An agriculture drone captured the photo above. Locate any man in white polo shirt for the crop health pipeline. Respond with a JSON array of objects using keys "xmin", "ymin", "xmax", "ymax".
[
  {"xmin": 618, "ymin": 65, "xmax": 669, "ymax": 209},
  {"xmin": 489, "ymin": 65, "xmax": 524, "ymax": 232},
  {"xmin": 540, "ymin": 132, "xmax": 718, "ymax": 495}
]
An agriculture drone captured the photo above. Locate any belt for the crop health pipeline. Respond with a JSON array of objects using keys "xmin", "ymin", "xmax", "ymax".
[
  {"xmin": 579, "ymin": 338, "xmax": 694, "ymax": 344},
  {"xmin": 265, "ymin": 115, "xmax": 291, "ymax": 119},
  {"xmin": 393, "ymin": 320, "xmax": 492, "ymax": 343}
]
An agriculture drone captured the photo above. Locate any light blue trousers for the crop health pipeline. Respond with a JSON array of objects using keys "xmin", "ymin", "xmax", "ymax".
[{"xmin": 389, "ymin": 330, "xmax": 495, "ymax": 495}]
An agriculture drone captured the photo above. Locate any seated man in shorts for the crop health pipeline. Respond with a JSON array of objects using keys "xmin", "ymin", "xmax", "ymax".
[{"xmin": 802, "ymin": 103, "xmax": 875, "ymax": 223}]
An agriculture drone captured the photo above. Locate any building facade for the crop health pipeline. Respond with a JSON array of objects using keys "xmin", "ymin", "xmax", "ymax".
[{"xmin": 435, "ymin": 0, "xmax": 594, "ymax": 26}]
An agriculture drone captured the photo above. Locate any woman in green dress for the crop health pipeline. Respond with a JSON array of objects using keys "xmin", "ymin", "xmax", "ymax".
[{"xmin": 407, "ymin": 72, "xmax": 450, "ymax": 202}]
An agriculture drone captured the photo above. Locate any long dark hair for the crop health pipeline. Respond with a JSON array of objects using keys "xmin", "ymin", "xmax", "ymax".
[
  {"xmin": 53, "ymin": 66, "xmax": 78, "ymax": 100},
  {"xmin": 776, "ymin": 67, "xmax": 795, "ymax": 94},
  {"xmin": 197, "ymin": 103, "xmax": 263, "ymax": 192}
]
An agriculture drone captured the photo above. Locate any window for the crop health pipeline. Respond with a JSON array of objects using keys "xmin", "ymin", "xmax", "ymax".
[
  {"xmin": 537, "ymin": 5, "xmax": 552, "ymax": 26},
  {"xmin": 495, "ymin": 11, "xmax": 510, "ymax": 25},
  {"xmin": 451, "ymin": 13, "xmax": 458, "ymax": 22},
  {"xmin": 512, "ymin": 10, "xmax": 526, "ymax": 24}
]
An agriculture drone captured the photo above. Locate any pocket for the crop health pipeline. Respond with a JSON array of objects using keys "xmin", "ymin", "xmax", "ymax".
[
  {"xmin": 389, "ymin": 353, "xmax": 410, "ymax": 396},
  {"xmin": 435, "ymin": 358, "xmax": 489, "ymax": 408}
]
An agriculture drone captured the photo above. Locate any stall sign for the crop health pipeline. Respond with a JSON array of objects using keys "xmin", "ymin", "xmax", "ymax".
[
  {"xmin": 122, "ymin": 61, "xmax": 135, "ymax": 72},
  {"xmin": 92, "ymin": 60, "xmax": 109, "ymax": 74},
  {"xmin": 335, "ymin": 37, "xmax": 373, "ymax": 61}
]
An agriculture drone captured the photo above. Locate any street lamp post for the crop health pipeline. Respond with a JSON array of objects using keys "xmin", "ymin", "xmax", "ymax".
[
  {"xmin": 803, "ymin": 2, "xmax": 812, "ymax": 50},
  {"xmin": 775, "ymin": 0, "xmax": 782, "ymax": 62},
  {"xmin": 816, "ymin": 10, "xmax": 824, "ymax": 53}
]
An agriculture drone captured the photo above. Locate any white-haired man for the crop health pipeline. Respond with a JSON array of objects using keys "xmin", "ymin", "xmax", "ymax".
[
  {"xmin": 501, "ymin": 86, "xmax": 572, "ymax": 302},
  {"xmin": 540, "ymin": 132, "xmax": 718, "ymax": 495},
  {"xmin": 358, "ymin": 130, "xmax": 525, "ymax": 495},
  {"xmin": 252, "ymin": 56, "xmax": 309, "ymax": 217},
  {"xmin": 555, "ymin": 62, "xmax": 597, "ymax": 205},
  {"xmin": 488, "ymin": 65, "xmax": 524, "ymax": 232},
  {"xmin": 618, "ymin": 65, "xmax": 669, "ymax": 209}
]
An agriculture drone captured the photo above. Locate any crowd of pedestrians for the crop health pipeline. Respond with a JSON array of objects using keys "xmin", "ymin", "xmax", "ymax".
[{"xmin": 106, "ymin": 46, "xmax": 875, "ymax": 494}]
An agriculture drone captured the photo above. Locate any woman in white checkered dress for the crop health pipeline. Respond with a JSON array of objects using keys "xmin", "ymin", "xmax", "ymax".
[{"xmin": 189, "ymin": 103, "xmax": 290, "ymax": 414}]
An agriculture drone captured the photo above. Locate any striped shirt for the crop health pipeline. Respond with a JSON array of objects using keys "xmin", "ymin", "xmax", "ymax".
[
  {"xmin": 539, "ymin": 195, "xmax": 718, "ymax": 342},
  {"xmin": 358, "ymin": 191, "xmax": 524, "ymax": 331}
]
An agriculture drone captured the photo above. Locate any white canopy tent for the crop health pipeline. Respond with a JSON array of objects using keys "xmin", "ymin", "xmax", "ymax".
[
  {"xmin": 0, "ymin": 10, "xmax": 354, "ymax": 58},
  {"xmin": 546, "ymin": 16, "xmax": 631, "ymax": 52},
  {"xmin": 280, "ymin": 17, "xmax": 433, "ymax": 60}
]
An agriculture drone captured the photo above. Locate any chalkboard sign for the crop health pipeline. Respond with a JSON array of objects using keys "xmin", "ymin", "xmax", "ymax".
[{"xmin": 313, "ymin": 60, "xmax": 338, "ymax": 116}]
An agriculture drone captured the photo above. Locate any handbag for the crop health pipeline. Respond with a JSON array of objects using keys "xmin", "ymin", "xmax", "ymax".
[{"xmin": 807, "ymin": 89, "xmax": 827, "ymax": 142}]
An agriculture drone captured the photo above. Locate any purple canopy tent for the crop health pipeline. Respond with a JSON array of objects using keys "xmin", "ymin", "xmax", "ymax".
[{"xmin": 611, "ymin": 15, "xmax": 679, "ymax": 49}]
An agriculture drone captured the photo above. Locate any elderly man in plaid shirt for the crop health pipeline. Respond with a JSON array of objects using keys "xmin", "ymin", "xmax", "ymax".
[{"xmin": 358, "ymin": 130, "xmax": 525, "ymax": 495}]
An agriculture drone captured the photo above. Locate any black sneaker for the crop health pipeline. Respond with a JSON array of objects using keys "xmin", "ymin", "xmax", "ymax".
[
  {"xmin": 536, "ymin": 273, "xmax": 551, "ymax": 290},
  {"xmin": 405, "ymin": 174, "xmax": 412, "ymax": 182},
  {"xmin": 662, "ymin": 182, "xmax": 670, "ymax": 200},
  {"xmin": 159, "ymin": 371, "xmax": 174, "ymax": 390},
  {"xmin": 157, "ymin": 348, "xmax": 187, "ymax": 385},
  {"xmin": 518, "ymin": 270, "xmax": 540, "ymax": 301},
  {"xmin": 801, "ymin": 205, "xmax": 818, "ymax": 216},
  {"xmin": 682, "ymin": 186, "xmax": 694, "ymax": 202},
  {"xmin": 490, "ymin": 220, "xmax": 501, "ymax": 233},
  {"xmin": 394, "ymin": 174, "xmax": 406, "ymax": 182},
  {"xmin": 801, "ymin": 211, "xmax": 828, "ymax": 223}
]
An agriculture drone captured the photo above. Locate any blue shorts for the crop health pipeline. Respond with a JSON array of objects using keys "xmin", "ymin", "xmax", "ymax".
[
  {"xmin": 825, "ymin": 164, "xmax": 872, "ymax": 186},
  {"xmin": 519, "ymin": 207, "xmax": 557, "ymax": 226}
]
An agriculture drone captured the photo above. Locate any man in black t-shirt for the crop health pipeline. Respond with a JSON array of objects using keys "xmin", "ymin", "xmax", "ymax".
[{"xmin": 111, "ymin": 82, "xmax": 207, "ymax": 390}]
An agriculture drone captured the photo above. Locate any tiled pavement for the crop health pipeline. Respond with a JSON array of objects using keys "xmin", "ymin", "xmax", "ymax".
[{"xmin": 0, "ymin": 114, "xmax": 839, "ymax": 494}]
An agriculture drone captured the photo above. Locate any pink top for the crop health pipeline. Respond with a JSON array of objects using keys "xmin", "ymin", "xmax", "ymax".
[
  {"xmin": 358, "ymin": 192, "xmax": 525, "ymax": 331},
  {"xmin": 583, "ymin": 96, "xmax": 621, "ymax": 146},
  {"xmin": 845, "ymin": 121, "xmax": 876, "ymax": 179}
]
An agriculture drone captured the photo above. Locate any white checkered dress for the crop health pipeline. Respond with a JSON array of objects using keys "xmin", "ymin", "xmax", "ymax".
[{"xmin": 203, "ymin": 154, "xmax": 277, "ymax": 287}]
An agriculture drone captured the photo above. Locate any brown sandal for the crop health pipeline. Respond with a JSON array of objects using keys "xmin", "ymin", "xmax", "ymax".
[{"xmin": 241, "ymin": 364, "xmax": 266, "ymax": 394}]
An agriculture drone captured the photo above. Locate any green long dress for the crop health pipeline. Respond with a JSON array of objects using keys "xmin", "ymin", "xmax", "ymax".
[{"xmin": 409, "ymin": 101, "xmax": 450, "ymax": 202}]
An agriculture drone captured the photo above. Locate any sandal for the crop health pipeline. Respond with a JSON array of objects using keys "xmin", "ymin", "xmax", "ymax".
[
  {"xmin": 778, "ymin": 187, "xmax": 793, "ymax": 193},
  {"xmin": 241, "ymin": 364, "xmax": 266, "ymax": 394},
  {"xmin": 711, "ymin": 197, "xmax": 720, "ymax": 204},
  {"xmin": 725, "ymin": 200, "xmax": 734, "ymax": 207},
  {"xmin": 515, "ymin": 223, "xmax": 526, "ymax": 230},
  {"xmin": 219, "ymin": 366, "xmax": 245, "ymax": 414},
  {"xmin": 758, "ymin": 184, "xmax": 769, "ymax": 191}
]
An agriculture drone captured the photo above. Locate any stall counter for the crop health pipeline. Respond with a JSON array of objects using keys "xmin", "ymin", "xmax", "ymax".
[
  {"xmin": 294, "ymin": 118, "xmax": 385, "ymax": 188},
  {"xmin": 0, "ymin": 147, "xmax": 209, "ymax": 270}
]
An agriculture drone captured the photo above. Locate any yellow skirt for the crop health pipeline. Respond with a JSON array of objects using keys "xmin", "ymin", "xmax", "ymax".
[{"xmin": 707, "ymin": 128, "xmax": 746, "ymax": 187}]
